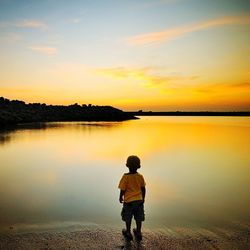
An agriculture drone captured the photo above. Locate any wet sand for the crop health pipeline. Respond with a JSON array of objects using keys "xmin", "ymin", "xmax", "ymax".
[{"xmin": 0, "ymin": 225, "xmax": 249, "ymax": 250}]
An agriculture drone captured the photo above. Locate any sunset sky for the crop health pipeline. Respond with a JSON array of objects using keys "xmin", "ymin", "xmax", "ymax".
[{"xmin": 0, "ymin": 0, "xmax": 249, "ymax": 111}]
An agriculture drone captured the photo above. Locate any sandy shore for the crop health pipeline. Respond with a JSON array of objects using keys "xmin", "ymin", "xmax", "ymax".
[{"xmin": 0, "ymin": 225, "xmax": 249, "ymax": 250}]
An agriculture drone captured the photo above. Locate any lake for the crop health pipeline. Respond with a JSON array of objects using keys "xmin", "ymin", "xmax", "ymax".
[{"xmin": 0, "ymin": 116, "xmax": 249, "ymax": 233}]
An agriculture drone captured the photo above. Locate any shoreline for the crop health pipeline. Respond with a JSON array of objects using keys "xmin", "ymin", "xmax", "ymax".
[
  {"xmin": 126, "ymin": 111, "xmax": 250, "ymax": 117},
  {"xmin": 0, "ymin": 97, "xmax": 137, "ymax": 127},
  {"xmin": 1, "ymin": 224, "xmax": 249, "ymax": 249}
]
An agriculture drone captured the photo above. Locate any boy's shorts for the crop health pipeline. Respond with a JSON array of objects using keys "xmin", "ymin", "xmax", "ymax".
[{"xmin": 121, "ymin": 200, "xmax": 145, "ymax": 222}]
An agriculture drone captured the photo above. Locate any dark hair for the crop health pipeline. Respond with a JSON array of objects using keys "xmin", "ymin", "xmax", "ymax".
[{"xmin": 126, "ymin": 155, "xmax": 141, "ymax": 169}]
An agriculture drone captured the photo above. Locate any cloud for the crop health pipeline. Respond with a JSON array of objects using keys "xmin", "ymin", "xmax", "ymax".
[
  {"xmin": 229, "ymin": 82, "xmax": 250, "ymax": 88},
  {"xmin": 16, "ymin": 20, "xmax": 46, "ymax": 29},
  {"xmin": 72, "ymin": 18, "xmax": 82, "ymax": 24},
  {"xmin": 94, "ymin": 66, "xmax": 198, "ymax": 88},
  {"xmin": 0, "ymin": 32, "xmax": 22, "ymax": 42},
  {"xmin": 127, "ymin": 14, "xmax": 250, "ymax": 46},
  {"xmin": 195, "ymin": 81, "xmax": 250, "ymax": 94},
  {"xmin": 0, "ymin": 19, "xmax": 47, "ymax": 30},
  {"xmin": 95, "ymin": 67, "xmax": 152, "ymax": 79},
  {"xmin": 29, "ymin": 46, "xmax": 57, "ymax": 55}
]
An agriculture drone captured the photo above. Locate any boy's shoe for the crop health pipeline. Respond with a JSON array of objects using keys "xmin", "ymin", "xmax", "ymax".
[
  {"xmin": 133, "ymin": 228, "xmax": 142, "ymax": 241},
  {"xmin": 122, "ymin": 229, "xmax": 133, "ymax": 241}
]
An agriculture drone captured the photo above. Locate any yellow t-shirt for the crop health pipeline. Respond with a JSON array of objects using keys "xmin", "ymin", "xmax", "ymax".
[{"xmin": 118, "ymin": 173, "xmax": 146, "ymax": 203}]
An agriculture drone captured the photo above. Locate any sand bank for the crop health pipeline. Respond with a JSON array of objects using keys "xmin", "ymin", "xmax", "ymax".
[{"xmin": 0, "ymin": 225, "xmax": 249, "ymax": 250}]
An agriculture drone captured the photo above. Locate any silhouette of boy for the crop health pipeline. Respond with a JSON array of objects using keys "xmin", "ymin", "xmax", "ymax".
[{"xmin": 118, "ymin": 155, "xmax": 146, "ymax": 240}]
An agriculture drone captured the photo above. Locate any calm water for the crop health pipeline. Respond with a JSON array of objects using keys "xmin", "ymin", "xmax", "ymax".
[{"xmin": 0, "ymin": 116, "xmax": 250, "ymax": 232}]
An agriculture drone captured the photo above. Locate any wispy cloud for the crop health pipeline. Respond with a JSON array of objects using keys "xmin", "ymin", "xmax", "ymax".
[
  {"xmin": 94, "ymin": 66, "xmax": 197, "ymax": 87},
  {"xmin": 127, "ymin": 14, "xmax": 250, "ymax": 46},
  {"xmin": 0, "ymin": 19, "xmax": 47, "ymax": 30},
  {"xmin": 195, "ymin": 81, "xmax": 250, "ymax": 94},
  {"xmin": 71, "ymin": 18, "xmax": 82, "ymax": 24},
  {"xmin": 229, "ymin": 81, "xmax": 250, "ymax": 88},
  {"xmin": 0, "ymin": 32, "xmax": 22, "ymax": 42},
  {"xmin": 29, "ymin": 46, "xmax": 57, "ymax": 55},
  {"xmin": 16, "ymin": 20, "xmax": 46, "ymax": 29},
  {"xmin": 95, "ymin": 67, "xmax": 152, "ymax": 79}
]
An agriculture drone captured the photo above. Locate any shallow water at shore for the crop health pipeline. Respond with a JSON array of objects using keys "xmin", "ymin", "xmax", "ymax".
[{"xmin": 0, "ymin": 116, "xmax": 250, "ymax": 233}]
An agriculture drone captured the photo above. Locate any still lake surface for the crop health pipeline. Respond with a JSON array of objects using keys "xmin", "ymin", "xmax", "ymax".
[{"xmin": 0, "ymin": 116, "xmax": 249, "ymax": 232}]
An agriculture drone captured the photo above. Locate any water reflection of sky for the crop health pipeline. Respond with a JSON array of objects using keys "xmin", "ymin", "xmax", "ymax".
[{"xmin": 0, "ymin": 117, "xmax": 249, "ymax": 232}]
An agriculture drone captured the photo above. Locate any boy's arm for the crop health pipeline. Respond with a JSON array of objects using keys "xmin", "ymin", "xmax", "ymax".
[
  {"xmin": 119, "ymin": 189, "xmax": 125, "ymax": 203},
  {"xmin": 141, "ymin": 186, "xmax": 146, "ymax": 203}
]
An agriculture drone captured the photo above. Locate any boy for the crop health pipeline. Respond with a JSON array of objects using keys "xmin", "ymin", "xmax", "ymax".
[{"xmin": 118, "ymin": 155, "xmax": 146, "ymax": 241}]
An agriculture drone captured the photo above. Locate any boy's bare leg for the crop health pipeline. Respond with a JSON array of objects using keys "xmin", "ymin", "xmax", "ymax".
[
  {"xmin": 125, "ymin": 218, "xmax": 132, "ymax": 232},
  {"xmin": 135, "ymin": 220, "xmax": 141, "ymax": 234}
]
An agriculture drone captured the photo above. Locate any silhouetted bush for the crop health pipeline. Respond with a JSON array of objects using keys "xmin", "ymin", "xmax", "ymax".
[{"xmin": 0, "ymin": 97, "xmax": 137, "ymax": 127}]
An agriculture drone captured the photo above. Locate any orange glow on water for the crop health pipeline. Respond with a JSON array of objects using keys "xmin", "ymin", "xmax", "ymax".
[{"xmin": 0, "ymin": 117, "xmax": 250, "ymax": 231}]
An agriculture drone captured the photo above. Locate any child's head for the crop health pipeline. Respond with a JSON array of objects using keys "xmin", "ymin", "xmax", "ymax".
[{"xmin": 126, "ymin": 155, "xmax": 141, "ymax": 171}]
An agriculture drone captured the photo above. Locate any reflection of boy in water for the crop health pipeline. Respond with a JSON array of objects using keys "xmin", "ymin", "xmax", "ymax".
[{"xmin": 118, "ymin": 155, "xmax": 146, "ymax": 240}]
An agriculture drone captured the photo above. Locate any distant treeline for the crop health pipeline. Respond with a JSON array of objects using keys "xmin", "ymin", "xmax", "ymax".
[
  {"xmin": 0, "ymin": 97, "xmax": 137, "ymax": 127},
  {"xmin": 126, "ymin": 111, "xmax": 250, "ymax": 116}
]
